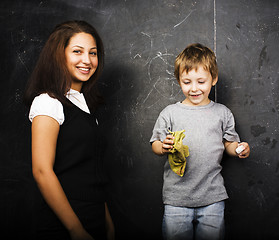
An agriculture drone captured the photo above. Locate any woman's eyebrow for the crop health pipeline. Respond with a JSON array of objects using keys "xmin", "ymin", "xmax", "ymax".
[{"xmin": 72, "ymin": 45, "xmax": 97, "ymax": 50}]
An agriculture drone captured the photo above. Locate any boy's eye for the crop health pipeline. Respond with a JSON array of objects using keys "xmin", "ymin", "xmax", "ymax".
[{"xmin": 198, "ymin": 81, "xmax": 205, "ymax": 84}]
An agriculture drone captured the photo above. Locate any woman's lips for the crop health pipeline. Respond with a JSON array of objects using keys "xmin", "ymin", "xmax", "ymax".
[{"xmin": 77, "ymin": 67, "xmax": 90, "ymax": 74}]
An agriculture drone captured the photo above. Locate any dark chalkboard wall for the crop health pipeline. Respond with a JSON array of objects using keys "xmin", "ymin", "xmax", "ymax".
[{"xmin": 1, "ymin": 0, "xmax": 279, "ymax": 239}]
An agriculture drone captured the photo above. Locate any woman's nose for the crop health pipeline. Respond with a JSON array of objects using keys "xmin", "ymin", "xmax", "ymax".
[{"xmin": 82, "ymin": 54, "xmax": 90, "ymax": 64}]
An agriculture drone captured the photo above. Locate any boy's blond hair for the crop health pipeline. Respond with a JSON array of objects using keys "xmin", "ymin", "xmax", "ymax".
[{"xmin": 174, "ymin": 43, "xmax": 218, "ymax": 82}]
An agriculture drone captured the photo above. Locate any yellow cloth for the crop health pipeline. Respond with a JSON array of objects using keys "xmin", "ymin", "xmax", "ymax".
[{"xmin": 168, "ymin": 130, "xmax": 189, "ymax": 177}]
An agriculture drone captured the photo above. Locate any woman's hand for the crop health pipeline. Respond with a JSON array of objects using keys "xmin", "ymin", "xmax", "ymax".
[
  {"xmin": 105, "ymin": 203, "xmax": 115, "ymax": 240},
  {"xmin": 69, "ymin": 227, "xmax": 95, "ymax": 240}
]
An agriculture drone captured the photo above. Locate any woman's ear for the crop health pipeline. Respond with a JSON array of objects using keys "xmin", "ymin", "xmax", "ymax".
[{"xmin": 212, "ymin": 76, "xmax": 218, "ymax": 86}]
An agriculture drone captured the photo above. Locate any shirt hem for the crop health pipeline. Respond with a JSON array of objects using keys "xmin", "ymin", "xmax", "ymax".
[{"xmin": 163, "ymin": 193, "xmax": 228, "ymax": 208}]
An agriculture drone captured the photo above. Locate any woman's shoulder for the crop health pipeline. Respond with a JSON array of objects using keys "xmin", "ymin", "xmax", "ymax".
[
  {"xmin": 29, "ymin": 93, "xmax": 64, "ymax": 125},
  {"xmin": 31, "ymin": 93, "xmax": 64, "ymax": 114},
  {"xmin": 32, "ymin": 93, "xmax": 60, "ymax": 103}
]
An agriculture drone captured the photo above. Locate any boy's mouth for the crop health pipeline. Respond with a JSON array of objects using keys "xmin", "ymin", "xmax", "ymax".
[{"xmin": 190, "ymin": 93, "xmax": 202, "ymax": 97}]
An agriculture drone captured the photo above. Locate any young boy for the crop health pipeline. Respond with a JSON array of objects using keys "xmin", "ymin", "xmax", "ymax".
[{"xmin": 150, "ymin": 43, "xmax": 250, "ymax": 240}]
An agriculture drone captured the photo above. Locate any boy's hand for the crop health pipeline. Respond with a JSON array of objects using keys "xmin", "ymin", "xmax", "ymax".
[
  {"xmin": 237, "ymin": 142, "xmax": 250, "ymax": 158},
  {"xmin": 162, "ymin": 135, "xmax": 174, "ymax": 154}
]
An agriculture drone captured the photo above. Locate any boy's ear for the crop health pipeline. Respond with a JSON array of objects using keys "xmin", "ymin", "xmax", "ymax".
[{"xmin": 212, "ymin": 76, "xmax": 218, "ymax": 86}]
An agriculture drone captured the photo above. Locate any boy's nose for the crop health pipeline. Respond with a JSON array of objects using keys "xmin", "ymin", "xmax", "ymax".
[{"xmin": 191, "ymin": 83, "xmax": 198, "ymax": 91}]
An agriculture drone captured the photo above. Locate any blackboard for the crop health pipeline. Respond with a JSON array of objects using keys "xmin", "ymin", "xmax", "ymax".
[{"xmin": 1, "ymin": 0, "xmax": 279, "ymax": 239}]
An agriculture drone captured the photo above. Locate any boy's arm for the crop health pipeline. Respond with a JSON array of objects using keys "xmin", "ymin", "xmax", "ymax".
[
  {"xmin": 152, "ymin": 135, "xmax": 174, "ymax": 156},
  {"xmin": 224, "ymin": 141, "xmax": 250, "ymax": 158}
]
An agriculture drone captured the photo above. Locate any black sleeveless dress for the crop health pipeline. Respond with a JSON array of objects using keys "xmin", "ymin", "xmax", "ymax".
[{"xmin": 35, "ymin": 100, "xmax": 108, "ymax": 240}]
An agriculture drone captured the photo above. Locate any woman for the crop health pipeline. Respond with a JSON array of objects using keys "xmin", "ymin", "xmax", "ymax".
[{"xmin": 24, "ymin": 20, "xmax": 114, "ymax": 240}]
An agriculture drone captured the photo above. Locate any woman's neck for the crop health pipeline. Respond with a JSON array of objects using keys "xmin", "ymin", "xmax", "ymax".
[{"xmin": 71, "ymin": 82, "xmax": 83, "ymax": 92}]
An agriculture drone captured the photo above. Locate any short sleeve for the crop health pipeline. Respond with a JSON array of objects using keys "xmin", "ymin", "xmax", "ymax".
[
  {"xmin": 29, "ymin": 93, "xmax": 65, "ymax": 125},
  {"xmin": 223, "ymin": 110, "xmax": 240, "ymax": 142},
  {"xmin": 150, "ymin": 111, "xmax": 171, "ymax": 143}
]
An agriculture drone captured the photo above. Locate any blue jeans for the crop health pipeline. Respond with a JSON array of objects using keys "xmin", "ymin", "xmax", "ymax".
[{"xmin": 162, "ymin": 201, "xmax": 225, "ymax": 240}]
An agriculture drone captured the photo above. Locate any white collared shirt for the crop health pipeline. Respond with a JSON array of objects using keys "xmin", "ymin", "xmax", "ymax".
[
  {"xmin": 29, "ymin": 89, "xmax": 90, "ymax": 125},
  {"xmin": 66, "ymin": 89, "xmax": 90, "ymax": 114}
]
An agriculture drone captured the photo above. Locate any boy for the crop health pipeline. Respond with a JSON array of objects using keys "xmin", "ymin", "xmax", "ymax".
[{"xmin": 150, "ymin": 43, "xmax": 250, "ymax": 240}]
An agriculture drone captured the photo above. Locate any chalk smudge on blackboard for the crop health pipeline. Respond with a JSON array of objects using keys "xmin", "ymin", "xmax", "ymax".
[
  {"xmin": 251, "ymin": 125, "xmax": 266, "ymax": 137},
  {"xmin": 173, "ymin": 9, "xmax": 195, "ymax": 28}
]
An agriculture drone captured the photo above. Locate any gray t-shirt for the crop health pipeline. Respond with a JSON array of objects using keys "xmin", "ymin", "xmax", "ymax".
[{"xmin": 150, "ymin": 101, "xmax": 240, "ymax": 207}]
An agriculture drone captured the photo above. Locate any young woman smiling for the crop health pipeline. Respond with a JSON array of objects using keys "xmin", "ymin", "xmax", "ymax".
[{"xmin": 24, "ymin": 20, "xmax": 114, "ymax": 240}]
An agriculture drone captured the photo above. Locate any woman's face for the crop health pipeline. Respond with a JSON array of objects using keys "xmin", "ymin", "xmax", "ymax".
[{"xmin": 65, "ymin": 32, "xmax": 98, "ymax": 91}]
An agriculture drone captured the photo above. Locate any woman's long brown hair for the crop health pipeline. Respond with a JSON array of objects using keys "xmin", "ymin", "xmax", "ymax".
[{"xmin": 24, "ymin": 20, "xmax": 104, "ymax": 111}]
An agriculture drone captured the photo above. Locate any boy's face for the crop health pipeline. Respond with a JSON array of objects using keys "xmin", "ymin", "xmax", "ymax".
[{"xmin": 179, "ymin": 65, "xmax": 218, "ymax": 106}]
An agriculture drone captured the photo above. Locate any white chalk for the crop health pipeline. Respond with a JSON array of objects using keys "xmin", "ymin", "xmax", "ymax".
[{"xmin": 236, "ymin": 145, "xmax": 245, "ymax": 154}]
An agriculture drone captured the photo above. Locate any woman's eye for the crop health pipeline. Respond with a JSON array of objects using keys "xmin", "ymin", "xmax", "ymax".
[
  {"xmin": 90, "ymin": 51, "xmax": 97, "ymax": 56},
  {"xmin": 73, "ymin": 50, "xmax": 81, "ymax": 54}
]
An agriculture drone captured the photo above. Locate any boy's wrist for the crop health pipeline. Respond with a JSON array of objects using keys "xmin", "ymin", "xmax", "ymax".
[{"xmin": 152, "ymin": 141, "xmax": 166, "ymax": 156}]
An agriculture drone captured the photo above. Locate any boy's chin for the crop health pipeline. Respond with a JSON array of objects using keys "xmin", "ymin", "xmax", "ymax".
[{"xmin": 182, "ymin": 97, "xmax": 211, "ymax": 106}]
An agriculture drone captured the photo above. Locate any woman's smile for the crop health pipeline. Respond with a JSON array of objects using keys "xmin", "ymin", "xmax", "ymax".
[{"xmin": 76, "ymin": 66, "xmax": 91, "ymax": 74}]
